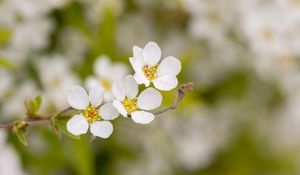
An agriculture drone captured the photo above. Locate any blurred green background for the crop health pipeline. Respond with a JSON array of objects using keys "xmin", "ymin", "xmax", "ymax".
[{"xmin": 1, "ymin": 0, "xmax": 300, "ymax": 174}]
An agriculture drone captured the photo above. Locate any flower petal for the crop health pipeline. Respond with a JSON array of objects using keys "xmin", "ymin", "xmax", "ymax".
[
  {"xmin": 133, "ymin": 45, "xmax": 143, "ymax": 58},
  {"xmin": 112, "ymin": 82, "xmax": 125, "ymax": 101},
  {"xmin": 113, "ymin": 100, "xmax": 127, "ymax": 117},
  {"xmin": 142, "ymin": 41, "xmax": 161, "ymax": 66},
  {"xmin": 109, "ymin": 63, "xmax": 129, "ymax": 81},
  {"xmin": 153, "ymin": 76, "xmax": 178, "ymax": 91},
  {"xmin": 137, "ymin": 87, "xmax": 162, "ymax": 110},
  {"xmin": 67, "ymin": 86, "xmax": 89, "ymax": 110},
  {"xmin": 89, "ymin": 87, "xmax": 104, "ymax": 107},
  {"xmin": 99, "ymin": 103, "xmax": 119, "ymax": 120},
  {"xmin": 134, "ymin": 72, "xmax": 150, "ymax": 86},
  {"xmin": 124, "ymin": 75, "xmax": 138, "ymax": 99},
  {"xmin": 103, "ymin": 91, "xmax": 114, "ymax": 102},
  {"xmin": 131, "ymin": 111, "xmax": 155, "ymax": 124},
  {"xmin": 94, "ymin": 55, "xmax": 111, "ymax": 78},
  {"xmin": 157, "ymin": 56, "xmax": 181, "ymax": 77},
  {"xmin": 85, "ymin": 76, "xmax": 101, "ymax": 90},
  {"xmin": 129, "ymin": 56, "xmax": 143, "ymax": 73},
  {"xmin": 90, "ymin": 121, "xmax": 113, "ymax": 138},
  {"xmin": 67, "ymin": 114, "xmax": 89, "ymax": 136}
]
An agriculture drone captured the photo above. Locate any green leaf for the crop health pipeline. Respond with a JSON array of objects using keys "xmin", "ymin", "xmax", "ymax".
[
  {"xmin": 12, "ymin": 121, "xmax": 28, "ymax": 146},
  {"xmin": 50, "ymin": 119, "xmax": 61, "ymax": 139},
  {"xmin": 0, "ymin": 58, "xmax": 17, "ymax": 70},
  {"xmin": 26, "ymin": 95, "xmax": 43, "ymax": 116},
  {"xmin": 0, "ymin": 28, "xmax": 12, "ymax": 45}
]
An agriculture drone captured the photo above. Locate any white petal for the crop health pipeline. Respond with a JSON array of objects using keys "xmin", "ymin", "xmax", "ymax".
[
  {"xmin": 134, "ymin": 72, "xmax": 150, "ymax": 86},
  {"xmin": 137, "ymin": 87, "xmax": 162, "ymax": 110},
  {"xmin": 123, "ymin": 75, "xmax": 138, "ymax": 99},
  {"xmin": 67, "ymin": 86, "xmax": 89, "ymax": 110},
  {"xmin": 94, "ymin": 55, "xmax": 111, "ymax": 78},
  {"xmin": 109, "ymin": 63, "xmax": 129, "ymax": 81},
  {"xmin": 157, "ymin": 56, "xmax": 181, "ymax": 77},
  {"xmin": 133, "ymin": 45, "xmax": 143, "ymax": 58},
  {"xmin": 67, "ymin": 114, "xmax": 89, "ymax": 136},
  {"xmin": 103, "ymin": 91, "xmax": 114, "ymax": 102},
  {"xmin": 113, "ymin": 100, "xmax": 127, "ymax": 117},
  {"xmin": 129, "ymin": 56, "xmax": 143, "ymax": 73},
  {"xmin": 153, "ymin": 76, "xmax": 178, "ymax": 91},
  {"xmin": 131, "ymin": 111, "xmax": 155, "ymax": 124},
  {"xmin": 142, "ymin": 41, "xmax": 161, "ymax": 66},
  {"xmin": 85, "ymin": 76, "xmax": 102, "ymax": 90},
  {"xmin": 89, "ymin": 87, "xmax": 104, "ymax": 107},
  {"xmin": 99, "ymin": 103, "xmax": 119, "ymax": 120},
  {"xmin": 112, "ymin": 82, "xmax": 125, "ymax": 101},
  {"xmin": 90, "ymin": 121, "xmax": 113, "ymax": 138}
]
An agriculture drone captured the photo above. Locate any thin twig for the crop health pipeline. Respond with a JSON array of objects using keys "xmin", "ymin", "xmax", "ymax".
[
  {"xmin": 153, "ymin": 82, "xmax": 193, "ymax": 115},
  {"xmin": 0, "ymin": 107, "xmax": 73, "ymax": 129}
]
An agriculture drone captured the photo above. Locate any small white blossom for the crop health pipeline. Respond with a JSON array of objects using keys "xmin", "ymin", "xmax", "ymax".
[
  {"xmin": 112, "ymin": 75, "xmax": 162, "ymax": 124},
  {"xmin": 38, "ymin": 54, "xmax": 79, "ymax": 110},
  {"xmin": 66, "ymin": 86, "xmax": 119, "ymax": 138},
  {"xmin": 85, "ymin": 55, "xmax": 128, "ymax": 102},
  {"xmin": 129, "ymin": 41, "xmax": 181, "ymax": 91},
  {"xmin": 0, "ymin": 131, "xmax": 26, "ymax": 175}
]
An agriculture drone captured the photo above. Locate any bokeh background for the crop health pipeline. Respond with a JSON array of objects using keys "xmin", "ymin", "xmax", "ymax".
[{"xmin": 1, "ymin": 0, "xmax": 300, "ymax": 174}]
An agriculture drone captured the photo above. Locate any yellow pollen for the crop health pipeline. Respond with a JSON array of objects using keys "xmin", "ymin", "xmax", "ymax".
[
  {"xmin": 100, "ymin": 79, "xmax": 112, "ymax": 90},
  {"xmin": 142, "ymin": 65, "xmax": 157, "ymax": 81},
  {"xmin": 83, "ymin": 104, "xmax": 100, "ymax": 124},
  {"xmin": 122, "ymin": 97, "xmax": 137, "ymax": 114}
]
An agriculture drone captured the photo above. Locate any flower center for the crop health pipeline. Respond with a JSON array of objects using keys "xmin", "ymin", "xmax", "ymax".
[
  {"xmin": 83, "ymin": 104, "xmax": 100, "ymax": 124},
  {"xmin": 122, "ymin": 97, "xmax": 137, "ymax": 114},
  {"xmin": 142, "ymin": 65, "xmax": 157, "ymax": 81},
  {"xmin": 100, "ymin": 79, "xmax": 112, "ymax": 90}
]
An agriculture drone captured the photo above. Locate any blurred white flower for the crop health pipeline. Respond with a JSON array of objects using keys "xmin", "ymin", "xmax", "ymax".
[
  {"xmin": 183, "ymin": 0, "xmax": 235, "ymax": 43},
  {"xmin": 130, "ymin": 41, "xmax": 181, "ymax": 91},
  {"xmin": 0, "ymin": 131, "xmax": 26, "ymax": 175},
  {"xmin": 0, "ymin": 17, "xmax": 53, "ymax": 64},
  {"xmin": 66, "ymin": 86, "xmax": 119, "ymax": 138},
  {"xmin": 112, "ymin": 75, "xmax": 162, "ymax": 124},
  {"xmin": 85, "ymin": 55, "xmax": 128, "ymax": 102},
  {"xmin": 59, "ymin": 28, "xmax": 88, "ymax": 63},
  {"xmin": 162, "ymin": 107, "xmax": 231, "ymax": 170},
  {"xmin": 1, "ymin": 81, "xmax": 39, "ymax": 120},
  {"xmin": 38, "ymin": 54, "xmax": 79, "ymax": 110},
  {"xmin": 116, "ymin": 14, "xmax": 156, "ymax": 52}
]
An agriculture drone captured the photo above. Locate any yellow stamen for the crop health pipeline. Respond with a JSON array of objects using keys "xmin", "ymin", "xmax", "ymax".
[
  {"xmin": 122, "ymin": 97, "xmax": 137, "ymax": 114},
  {"xmin": 142, "ymin": 65, "xmax": 157, "ymax": 81},
  {"xmin": 100, "ymin": 79, "xmax": 112, "ymax": 90},
  {"xmin": 83, "ymin": 104, "xmax": 100, "ymax": 124}
]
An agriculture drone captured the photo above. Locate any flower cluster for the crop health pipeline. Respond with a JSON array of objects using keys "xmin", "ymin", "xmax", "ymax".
[{"xmin": 66, "ymin": 41, "xmax": 181, "ymax": 138}]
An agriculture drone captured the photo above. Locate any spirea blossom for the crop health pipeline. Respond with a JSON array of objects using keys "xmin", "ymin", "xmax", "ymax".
[
  {"xmin": 130, "ymin": 41, "xmax": 181, "ymax": 91},
  {"xmin": 66, "ymin": 86, "xmax": 119, "ymax": 138},
  {"xmin": 112, "ymin": 75, "xmax": 162, "ymax": 124},
  {"xmin": 86, "ymin": 55, "xmax": 128, "ymax": 102}
]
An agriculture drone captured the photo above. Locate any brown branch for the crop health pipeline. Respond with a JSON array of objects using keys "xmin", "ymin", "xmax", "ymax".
[
  {"xmin": 153, "ymin": 82, "xmax": 193, "ymax": 115},
  {"xmin": 0, "ymin": 107, "xmax": 73, "ymax": 129}
]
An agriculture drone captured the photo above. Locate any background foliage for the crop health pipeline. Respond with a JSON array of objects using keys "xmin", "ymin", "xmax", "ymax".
[{"xmin": 1, "ymin": 0, "xmax": 300, "ymax": 174}]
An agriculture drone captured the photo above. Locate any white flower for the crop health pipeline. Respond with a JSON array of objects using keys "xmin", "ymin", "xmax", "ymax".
[
  {"xmin": 0, "ymin": 131, "xmax": 26, "ymax": 175},
  {"xmin": 66, "ymin": 86, "xmax": 119, "ymax": 138},
  {"xmin": 38, "ymin": 54, "xmax": 79, "ymax": 110},
  {"xmin": 129, "ymin": 41, "xmax": 181, "ymax": 91},
  {"xmin": 112, "ymin": 75, "xmax": 162, "ymax": 124},
  {"xmin": 85, "ymin": 55, "xmax": 128, "ymax": 102}
]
